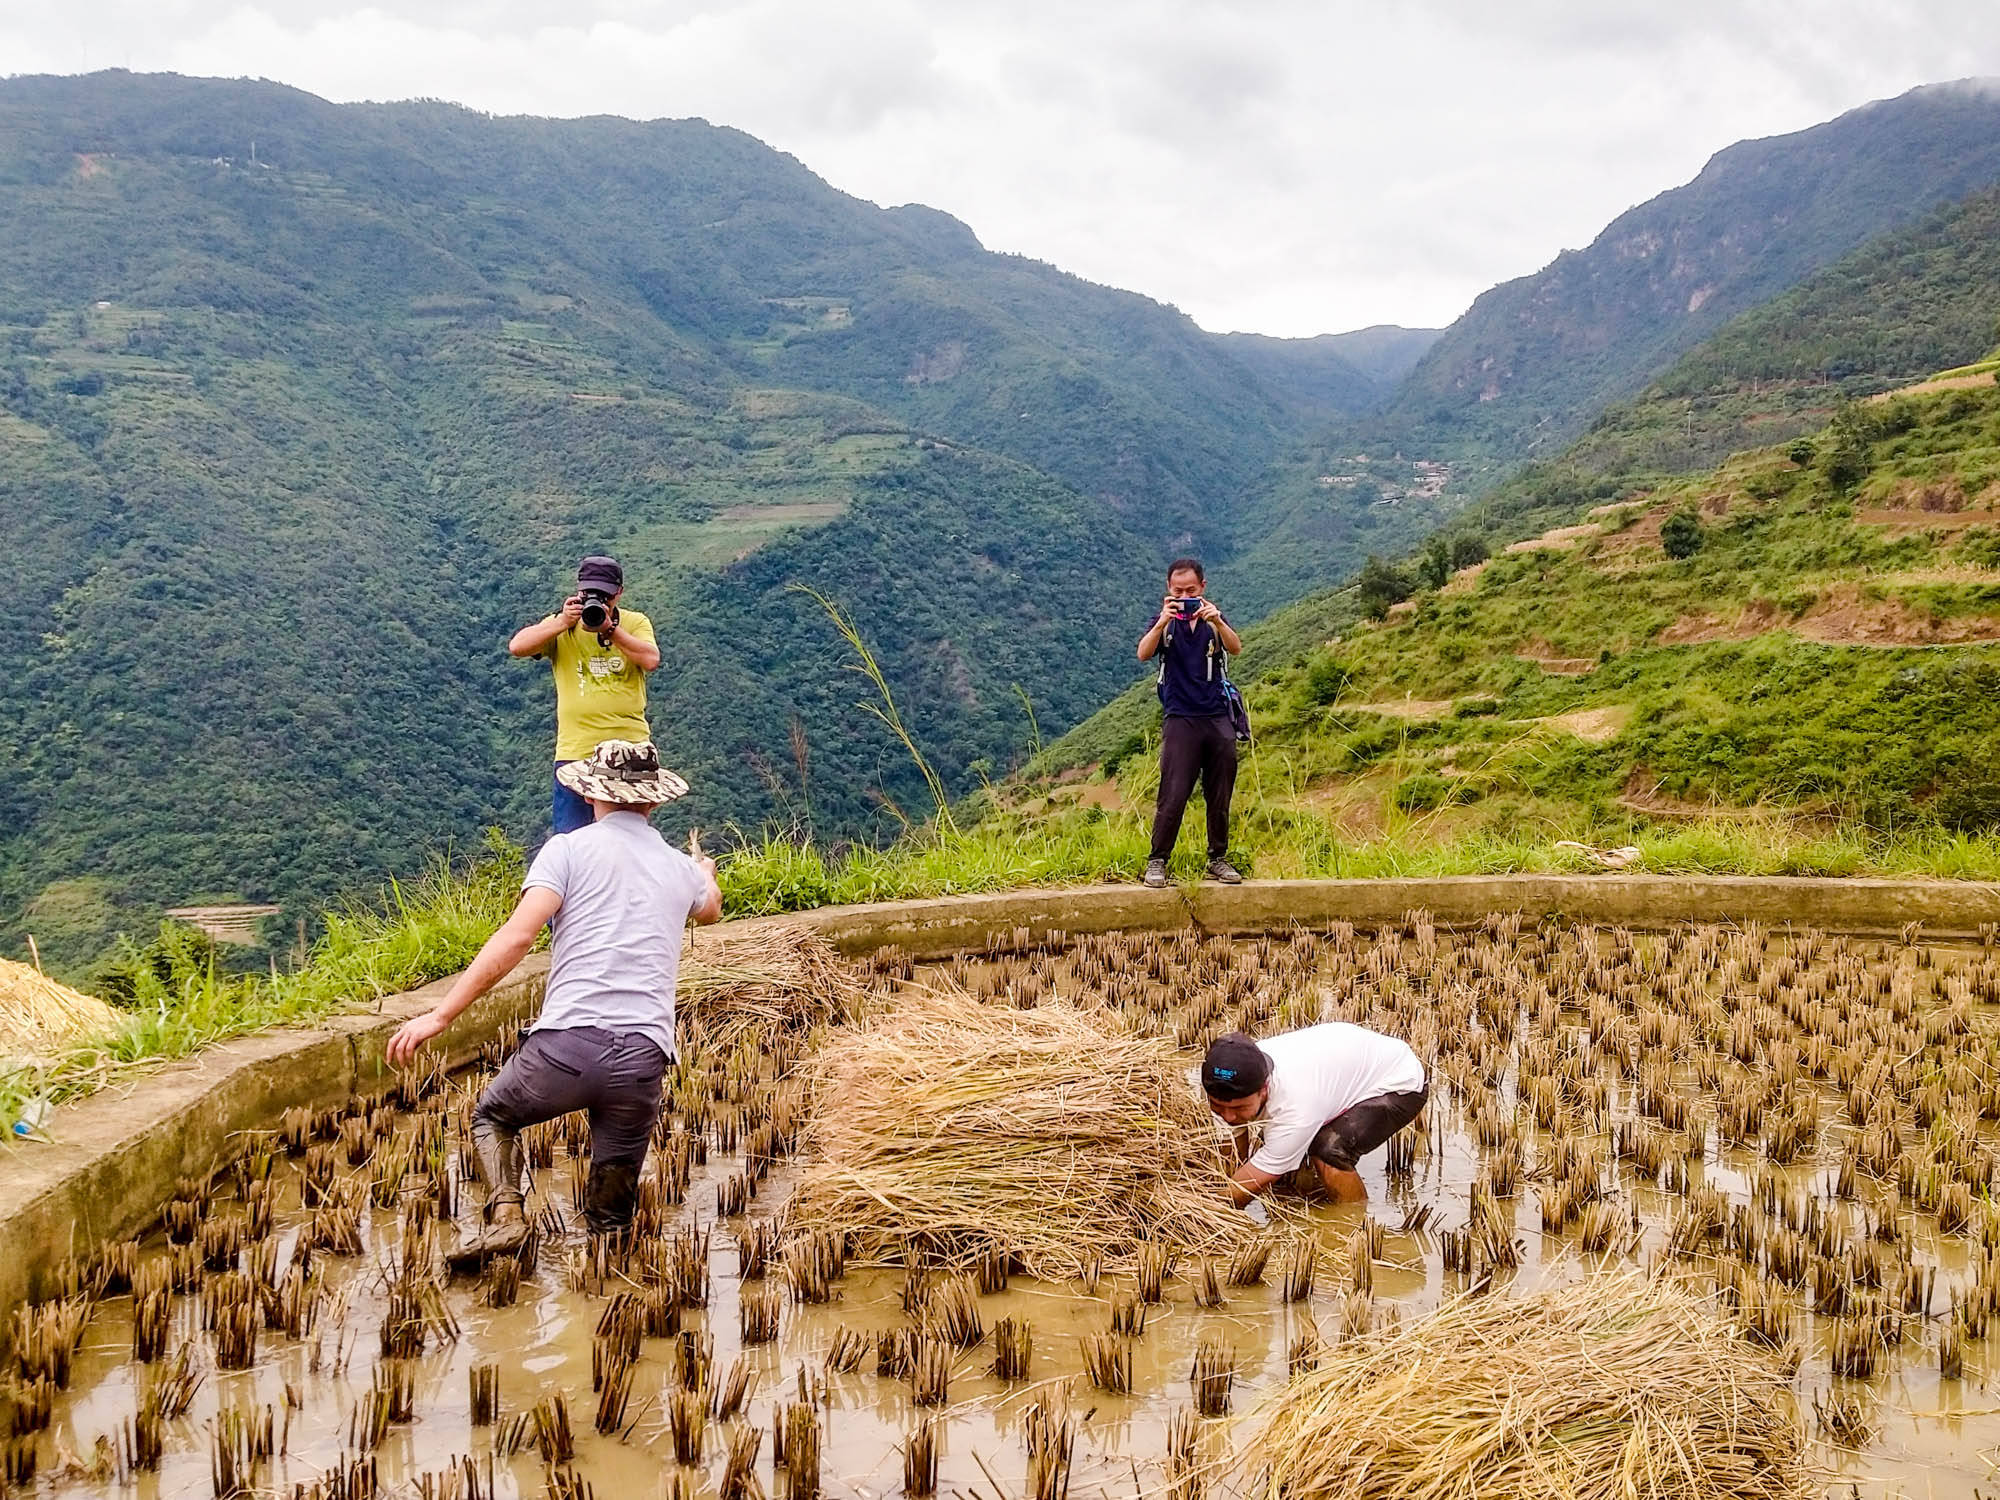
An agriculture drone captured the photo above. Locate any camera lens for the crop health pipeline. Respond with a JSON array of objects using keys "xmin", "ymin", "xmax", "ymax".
[{"xmin": 580, "ymin": 600, "xmax": 607, "ymax": 629}]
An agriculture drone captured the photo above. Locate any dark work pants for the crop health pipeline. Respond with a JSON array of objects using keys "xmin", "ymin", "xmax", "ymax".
[
  {"xmin": 1307, "ymin": 1087, "xmax": 1429, "ymax": 1171},
  {"xmin": 475, "ymin": 1027, "xmax": 668, "ymax": 1231},
  {"xmin": 1150, "ymin": 714, "xmax": 1238, "ymax": 862}
]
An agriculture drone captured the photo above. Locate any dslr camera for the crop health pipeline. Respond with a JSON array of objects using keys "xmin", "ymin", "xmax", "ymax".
[{"xmin": 578, "ymin": 588, "xmax": 617, "ymax": 632}]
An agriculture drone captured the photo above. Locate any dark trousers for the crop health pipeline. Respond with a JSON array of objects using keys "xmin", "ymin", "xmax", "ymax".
[
  {"xmin": 476, "ymin": 1027, "xmax": 668, "ymax": 1230},
  {"xmin": 1150, "ymin": 714, "xmax": 1238, "ymax": 862},
  {"xmin": 1307, "ymin": 1087, "xmax": 1429, "ymax": 1172}
]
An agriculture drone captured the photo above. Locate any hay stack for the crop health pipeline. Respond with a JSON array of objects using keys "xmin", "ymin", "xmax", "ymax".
[
  {"xmin": 787, "ymin": 988, "xmax": 1250, "ymax": 1277},
  {"xmin": 677, "ymin": 923, "xmax": 861, "ymax": 1045},
  {"xmin": 0, "ymin": 958, "xmax": 120, "ymax": 1060},
  {"xmin": 1241, "ymin": 1270, "xmax": 1810, "ymax": 1500}
]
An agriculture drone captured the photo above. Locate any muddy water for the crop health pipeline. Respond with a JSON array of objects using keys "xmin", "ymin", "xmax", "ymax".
[
  {"xmin": 18, "ymin": 931, "xmax": 2000, "ymax": 1498},
  {"xmin": 40, "ymin": 1169, "xmax": 1333, "ymax": 1499}
]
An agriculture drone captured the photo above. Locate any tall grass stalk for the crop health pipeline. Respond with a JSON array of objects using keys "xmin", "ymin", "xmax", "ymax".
[{"xmin": 791, "ymin": 585, "xmax": 956, "ymax": 833}]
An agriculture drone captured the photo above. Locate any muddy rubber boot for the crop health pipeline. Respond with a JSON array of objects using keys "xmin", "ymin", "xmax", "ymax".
[
  {"xmin": 447, "ymin": 1119, "xmax": 528, "ymax": 1272},
  {"xmin": 583, "ymin": 1161, "xmax": 640, "ymax": 1239},
  {"xmin": 446, "ymin": 1197, "xmax": 527, "ymax": 1272}
]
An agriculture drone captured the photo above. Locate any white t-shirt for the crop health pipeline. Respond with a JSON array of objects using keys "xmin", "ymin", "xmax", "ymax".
[
  {"xmin": 1246, "ymin": 1023, "xmax": 1427, "ymax": 1176},
  {"xmin": 522, "ymin": 811, "xmax": 709, "ymax": 1060}
]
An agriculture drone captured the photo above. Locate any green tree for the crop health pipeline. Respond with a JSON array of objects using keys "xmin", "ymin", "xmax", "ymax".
[
  {"xmin": 1301, "ymin": 652, "xmax": 1352, "ymax": 706},
  {"xmin": 1448, "ymin": 534, "xmax": 1490, "ymax": 570},
  {"xmin": 1661, "ymin": 509, "xmax": 1705, "ymax": 559},
  {"xmin": 1415, "ymin": 535, "xmax": 1451, "ymax": 591},
  {"xmin": 1819, "ymin": 403, "xmax": 1876, "ymax": 492},
  {"xmin": 1356, "ymin": 555, "xmax": 1414, "ymax": 619}
]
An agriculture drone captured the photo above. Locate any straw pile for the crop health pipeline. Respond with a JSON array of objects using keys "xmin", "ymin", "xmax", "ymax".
[
  {"xmin": 1240, "ymin": 1270, "xmax": 1811, "ymax": 1500},
  {"xmin": 676, "ymin": 923, "xmax": 861, "ymax": 1046},
  {"xmin": 787, "ymin": 987, "xmax": 1251, "ymax": 1277},
  {"xmin": 0, "ymin": 958, "xmax": 119, "ymax": 1061}
]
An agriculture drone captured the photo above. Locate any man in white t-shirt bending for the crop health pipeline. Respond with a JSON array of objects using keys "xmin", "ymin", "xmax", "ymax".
[
  {"xmin": 1201, "ymin": 1024, "xmax": 1427, "ymax": 1205},
  {"xmin": 386, "ymin": 739, "xmax": 722, "ymax": 1264}
]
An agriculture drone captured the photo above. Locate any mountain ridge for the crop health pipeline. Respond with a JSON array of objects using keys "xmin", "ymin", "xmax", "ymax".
[
  {"xmin": 1379, "ymin": 80, "xmax": 2000, "ymax": 457},
  {"xmin": 1218, "ymin": 78, "xmax": 2000, "ymax": 614}
]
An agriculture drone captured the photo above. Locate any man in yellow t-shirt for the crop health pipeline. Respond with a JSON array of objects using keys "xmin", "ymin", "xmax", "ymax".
[{"xmin": 509, "ymin": 555, "xmax": 661, "ymax": 833}]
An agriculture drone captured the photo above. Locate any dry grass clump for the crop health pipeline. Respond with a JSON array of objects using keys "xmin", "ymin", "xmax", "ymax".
[
  {"xmin": 786, "ymin": 988, "xmax": 1250, "ymax": 1277},
  {"xmin": 677, "ymin": 924, "xmax": 860, "ymax": 1046},
  {"xmin": 1240, "ymin": 1271, "xmax": 1810, "ymax": 1500},
  {"xmin": 0, "ymin": 958, "xmax": 118, "ymax": 1059}
]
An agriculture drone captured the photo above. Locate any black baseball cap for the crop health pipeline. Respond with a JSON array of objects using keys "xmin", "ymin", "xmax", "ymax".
[
  {"xmin": 577, "ymin": 555, "xmax": 623, "ymax": 591},
  {"xmin": 1202, "ymin": 1033, "xmax": 1270, "ymax": 1100}
]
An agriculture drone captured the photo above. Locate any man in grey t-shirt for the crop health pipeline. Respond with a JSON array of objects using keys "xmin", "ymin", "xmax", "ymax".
[{"xmin": 388, "ymin": 739, "xmax": 721, "ymax": 1263}]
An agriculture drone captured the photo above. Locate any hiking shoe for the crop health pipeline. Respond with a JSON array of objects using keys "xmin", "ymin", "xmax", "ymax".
[
  {"xmin": 1206, "ymin": 858, "xmax": 1243, "ymax": 884},
  {"xmin": 1142, "ymin": 859, "xmax": 1171, "ymax": 888}
]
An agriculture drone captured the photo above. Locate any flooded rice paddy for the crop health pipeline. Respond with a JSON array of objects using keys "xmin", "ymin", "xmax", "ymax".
[{"xmin": 10, "ymin": 915, "xmax": 2000, "ymax": 1498}]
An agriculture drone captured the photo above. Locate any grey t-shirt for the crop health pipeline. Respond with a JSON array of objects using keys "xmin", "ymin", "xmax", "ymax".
[{"xmin": 522, "ymin": 811, "xmax": 708, "ymax": 1060}]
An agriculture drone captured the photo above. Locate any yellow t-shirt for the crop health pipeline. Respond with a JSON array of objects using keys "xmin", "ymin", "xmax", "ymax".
[{"xmin": 539, "ymin": 609, "xmax": 657, "ymax": 761}]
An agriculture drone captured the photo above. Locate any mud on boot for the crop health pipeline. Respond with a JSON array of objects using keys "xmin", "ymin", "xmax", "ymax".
[
  {"xmin": 445, "ymin": 1197, "xmax": 527, "ymax": 1272},
  {"xmin": 448, "ymin": 1115, "xmax": 530, "ymax": 1272}
]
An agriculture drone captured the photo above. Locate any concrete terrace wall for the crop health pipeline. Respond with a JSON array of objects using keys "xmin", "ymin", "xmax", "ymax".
[
  {"xmin": 798, "ymin": 874, "xmax": 2000, "ymax": 958},
  {"xmin": 4, "ymin": 873, "xmax": 1999, "ymax": 1352},
  {"xmin": 0, "ymin": 956, "xmax": 546, "ymax": 1357}
]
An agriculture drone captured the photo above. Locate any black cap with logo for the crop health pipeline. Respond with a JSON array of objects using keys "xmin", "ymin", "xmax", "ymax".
[{"xmin": 1201, "ymin": 1033, "xmax": 1271, "ymax": 1100}]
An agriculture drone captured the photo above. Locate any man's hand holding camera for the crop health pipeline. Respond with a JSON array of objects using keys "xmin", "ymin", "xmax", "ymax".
[
  {"xmin": 602, "ymin": 612, "xmax": 657, "ymax": 665},
  {"xmin": 518, "ymin": 588, "xmax": 660, "ymax": 669},
  {"xmin": 1144, "ymin": 591, "xmax": 1236, "ymax": 654}
]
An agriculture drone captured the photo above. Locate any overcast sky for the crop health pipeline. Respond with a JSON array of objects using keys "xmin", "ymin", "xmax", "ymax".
[{"xmin": 6, "ymin": 3, "xmax": 2000, "ymax": 337}]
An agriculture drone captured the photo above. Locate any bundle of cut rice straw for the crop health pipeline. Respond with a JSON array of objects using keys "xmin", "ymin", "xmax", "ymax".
[
  {"xmin": 787, "ymin": 987, "xmax": 1253, "ymax": 1277},
  {"xmin": 0, "ymin": 957, "xmax": 120, "ymax": 1061},
  {"xmin": 676, "ymin": 922, "xmax": 861, "ymax": 1046},
  {"xmin": 1239, "ymin": 1269, "xmax": 1811, "ymax": 1500}
]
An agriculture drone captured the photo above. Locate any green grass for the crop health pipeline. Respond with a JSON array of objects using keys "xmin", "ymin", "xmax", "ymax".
[
  {"xmin": 1928, "ymin": 358, "xmax": 2000, "ymax": 382},
  {"xmin": 717, "ymin": 771, "xmax": 2000, "ymax": 909}
]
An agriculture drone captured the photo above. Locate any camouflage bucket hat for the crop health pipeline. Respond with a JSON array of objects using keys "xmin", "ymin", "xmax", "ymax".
[{"xmin": 556, "ymin": 739, "xmax": 690, "ymax": 806}]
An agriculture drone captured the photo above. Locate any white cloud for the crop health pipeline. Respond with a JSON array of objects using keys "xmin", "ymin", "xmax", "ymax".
[{"xmin": 4, "ymin": 1, "xmax": 2000, "ymax": 334}]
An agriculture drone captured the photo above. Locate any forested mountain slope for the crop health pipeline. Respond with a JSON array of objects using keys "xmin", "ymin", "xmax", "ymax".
[
  {"xmin": 1380, "ymin": 80, "xmax": 2000, "ymax": 458},
  {"xmin": 0, "ymin": 70, "xmax": 1330, "ymax": 967},
  {"xmin": 1564, "ymin": 186, "xmax": 2000, "ymax": 483},
  {"xmin": 1457, "ymin": 183, "xmax": 2000, "ymax": 564},
  {"xmin": 1207, "ymin": 327, "xmax": 1437, "ymax": 421}
]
